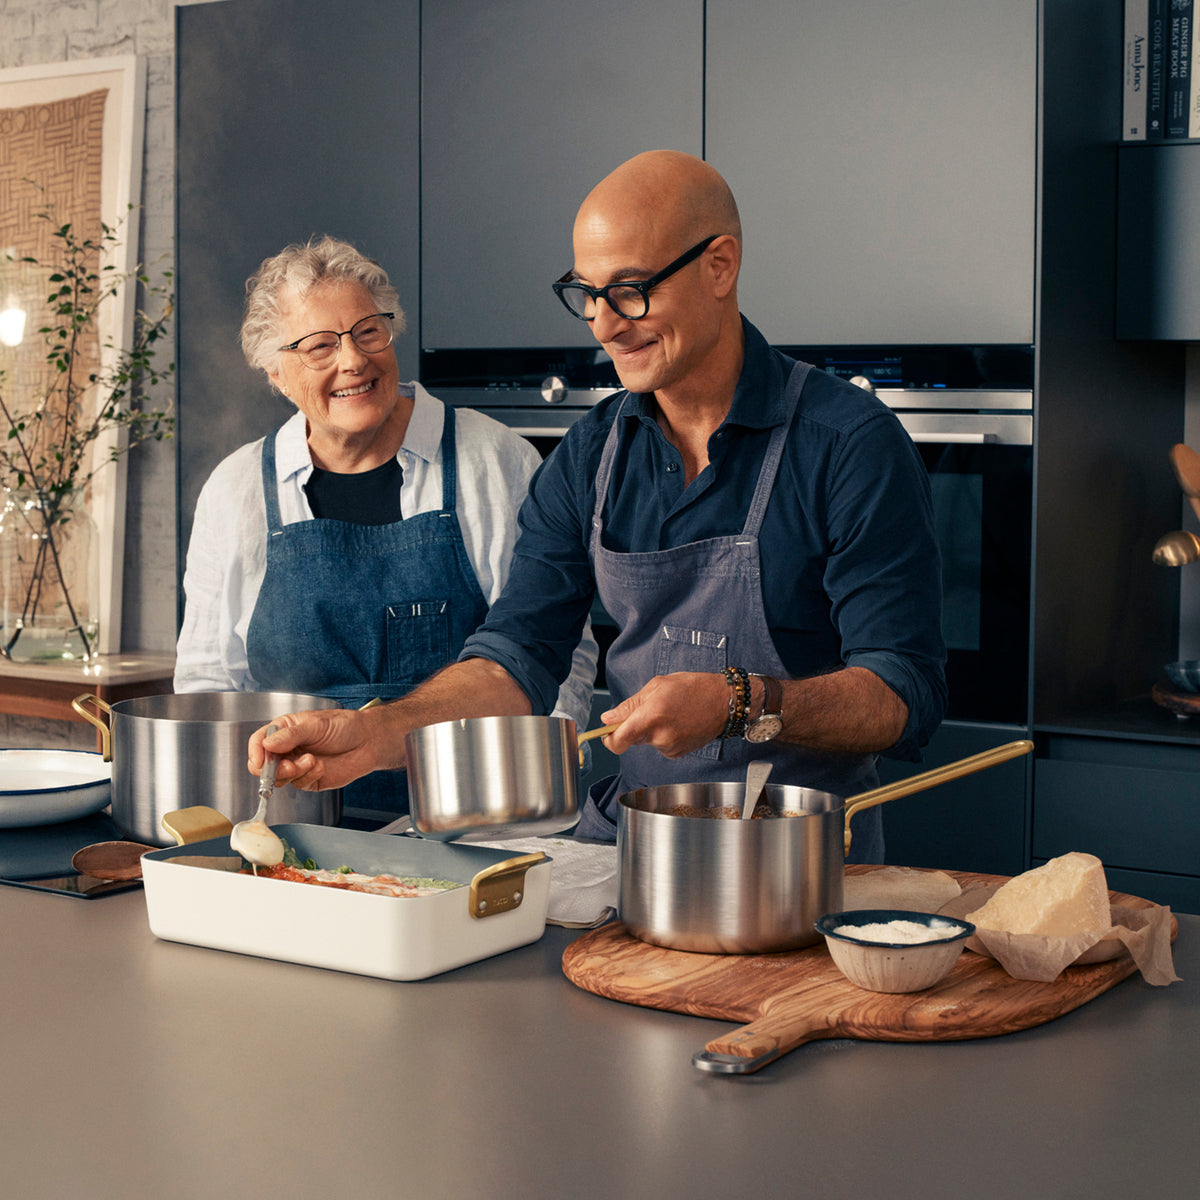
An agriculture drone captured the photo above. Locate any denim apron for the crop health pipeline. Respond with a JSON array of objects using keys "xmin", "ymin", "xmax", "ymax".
[
  {"xmin": 573, "ymin": 360, "xmax": 884, "ymax": 863},
  {"xmin": 246, "ymin": 406, "xmax": 488, "ymax": 814}
]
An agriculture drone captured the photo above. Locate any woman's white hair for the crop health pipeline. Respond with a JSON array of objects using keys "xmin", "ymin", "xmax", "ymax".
[{"xmin": 241, "ymin": 235, "xmax": 405, "ymax": 378}]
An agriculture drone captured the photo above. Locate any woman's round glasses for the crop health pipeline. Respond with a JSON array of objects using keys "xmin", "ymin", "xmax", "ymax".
[
  {"xmin": 552, "ymin": 236, "xmax": 719, "ymax": 322},
  {"xmin": 279, "ymin": 312, "xmax": 395, "ymax": 369}
]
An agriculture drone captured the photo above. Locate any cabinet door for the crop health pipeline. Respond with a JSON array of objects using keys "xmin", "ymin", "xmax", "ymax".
[
  {"xmin": 704, "ymin": 0, "xmax": 1037, "ymax": 345},
  {"xmin": 1117, "ymin": 144, "xmax": 1200, "ymax": 340},
  {"xmin": 176, "ymin": 0, "xmax": 420, "ymax": 600},
  {"xmin": 420, "ymin": 0, "xmax": 703, "ymax": 350},
  {"xmin": 875, "ymin": 721, "xmax": 1030, "ymax": 876}
]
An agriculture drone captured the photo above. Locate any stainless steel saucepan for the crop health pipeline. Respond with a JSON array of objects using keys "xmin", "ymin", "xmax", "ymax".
[
  {"xmin": 405, "ymin": 715, "xmax": 614, "ymax": 839},
  {"xmin": 616, "ymin": 740, "xmax": 1033, "ymax": 954}
]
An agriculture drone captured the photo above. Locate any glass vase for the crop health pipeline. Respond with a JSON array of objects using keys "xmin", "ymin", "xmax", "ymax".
[{"xmin": 0, "ymin": 487, "xmax": 100, "ymax": 662}]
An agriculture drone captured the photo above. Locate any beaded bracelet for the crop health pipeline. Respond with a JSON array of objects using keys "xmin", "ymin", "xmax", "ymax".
[{"xmin": 721, "ymin": 665, "xmax": 750, "ymax": 739}]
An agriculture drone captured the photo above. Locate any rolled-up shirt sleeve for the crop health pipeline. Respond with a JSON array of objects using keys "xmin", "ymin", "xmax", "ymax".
[
  {"xmin": 818, "ymin": 410, "xmax": 947, "ymax": 759},
  {"xmin": 460, "ymin": 422, "xmax": 600, "ymax": 715}
]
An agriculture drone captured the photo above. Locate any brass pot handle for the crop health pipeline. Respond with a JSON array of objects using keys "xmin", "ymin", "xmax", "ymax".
[
  {"xmin": 577, "ymin": 723, "xmax": 620, "ymax": 768},
  {"xmin": 71, "ymin": 694, "xmax": 113, "ymax": 761},
  {"xmin": 842, "ymin": 739, "xmax": 1034, "ymax": 856}
]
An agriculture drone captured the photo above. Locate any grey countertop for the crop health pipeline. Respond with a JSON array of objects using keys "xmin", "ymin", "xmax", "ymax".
[{"xmin": 1, "ymin": 883, "xmax": 1195, "ymax": 1200}]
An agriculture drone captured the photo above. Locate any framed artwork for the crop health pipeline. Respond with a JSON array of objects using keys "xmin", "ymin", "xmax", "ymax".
[{"xmin": 0, "ymin": 56, "xmax": 148, "ymax": 655}]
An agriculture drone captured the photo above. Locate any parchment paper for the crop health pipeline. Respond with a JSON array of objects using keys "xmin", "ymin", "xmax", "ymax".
[{"xmin": 939, "ymin": 883, "xmax": 1180, "ymax": 986}]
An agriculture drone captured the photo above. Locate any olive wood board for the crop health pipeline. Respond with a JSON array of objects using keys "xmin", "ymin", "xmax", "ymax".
[{"xmin": 560, "ymin": 867, "xmax": 1178, "ymax": 1075}]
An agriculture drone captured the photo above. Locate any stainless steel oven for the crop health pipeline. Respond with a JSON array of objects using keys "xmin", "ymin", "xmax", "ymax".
[{"xmin": 422, "ymin": 344, "xmax": 1034, "ymax": 726}]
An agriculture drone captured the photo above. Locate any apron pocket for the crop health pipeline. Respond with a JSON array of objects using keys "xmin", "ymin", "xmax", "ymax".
[
  {"xmin": 655, "ymin": 625, "xmax": 728, "ymax": 761},
  {"xmin": 386, "ymin": 599, "xmax": 452, "ymax": 688}
]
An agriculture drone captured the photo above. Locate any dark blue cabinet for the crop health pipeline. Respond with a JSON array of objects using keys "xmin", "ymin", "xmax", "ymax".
[{"xmin": 876, "ymin": 721, "xmax": 1030, "ymax": 878}]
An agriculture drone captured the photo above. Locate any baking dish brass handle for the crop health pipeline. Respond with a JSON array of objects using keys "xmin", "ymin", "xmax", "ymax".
[
  {"xmin": 71, "ymin": 694, "xmax": 113, "ymax": 761},
  {"xmin": 468, "ymin": 851, "xmax": 548, "ymax": 920}
]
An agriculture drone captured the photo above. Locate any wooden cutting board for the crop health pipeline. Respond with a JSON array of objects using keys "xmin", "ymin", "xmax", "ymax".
[{"xmin": 560, "ymin": 868, "xmax": 1176, "ymax": 1074}]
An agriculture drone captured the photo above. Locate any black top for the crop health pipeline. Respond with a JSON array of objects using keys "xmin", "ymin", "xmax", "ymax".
[{"xmin": 303, "ymin": 456, "xmax": 403, "ymax": 524}]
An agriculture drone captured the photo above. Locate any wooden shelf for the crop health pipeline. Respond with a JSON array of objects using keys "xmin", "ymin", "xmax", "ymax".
[{"xmin": 0, "ymin": 652, "xmax": 175, "ymax": 748}]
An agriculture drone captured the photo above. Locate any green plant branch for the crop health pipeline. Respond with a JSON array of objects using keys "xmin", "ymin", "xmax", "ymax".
[{"xmin": 1, "ymin": 198, "xmax": 175, "ymax": 660}]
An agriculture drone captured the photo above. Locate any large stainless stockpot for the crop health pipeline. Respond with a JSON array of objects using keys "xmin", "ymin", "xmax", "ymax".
[
  {"xmin": 405, "ymin": 715, "xmax": 612, "ymax": 840},
  {"xmin": 72, "ymin": 691, "xmax": 343, "ymax": 846},
  {"xmin": 617, "ymin": 741, "xmax": 1033, "ymax": 954}
]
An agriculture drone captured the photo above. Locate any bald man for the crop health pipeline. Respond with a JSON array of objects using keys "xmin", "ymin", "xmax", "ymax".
[{"xmin": 251, "ymin": 151, "xmax": 946, "ymax": 861}]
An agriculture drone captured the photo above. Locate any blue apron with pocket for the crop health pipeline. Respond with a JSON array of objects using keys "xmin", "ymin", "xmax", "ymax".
[{"xmin": 246, "ymin": 406, "xmax": 488, "ymax": 813}]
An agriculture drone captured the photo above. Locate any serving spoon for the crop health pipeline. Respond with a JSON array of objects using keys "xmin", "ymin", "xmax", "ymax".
[
  {"xmin": 229, "ymin": 724, "xmax": 285, "ymax": 872},
  {"xmin": 741, "ymin": 760, "xmax": 774, "ymax": 820}
]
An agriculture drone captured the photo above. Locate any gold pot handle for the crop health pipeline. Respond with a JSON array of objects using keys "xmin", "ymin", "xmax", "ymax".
[
  {"xmin": 71, "ymin": 694, "xmax": 113, "ymax": 761},
  {"xmin": 577, "ymin": 723, "xmax": 621, "ymax": 767},
  {"xmin": 842, "ymin": 739, "xmax": 1034, "ymax": 856},
  {"xmin": 468, "ymin": 850, "xmax": 548, "ymax": 919}
]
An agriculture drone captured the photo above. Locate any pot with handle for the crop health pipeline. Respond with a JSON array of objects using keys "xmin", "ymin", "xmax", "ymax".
[
  {"xmin": 72, "ymin": 691, "xmax": 345, "ymax": 847},
  {"xmin": 616, "ymin": 740, "xmax": 1033, "ymax": 954},
  {"xmin": 404, "ymin": 715, "xmax": 616, "ymax": 840}
]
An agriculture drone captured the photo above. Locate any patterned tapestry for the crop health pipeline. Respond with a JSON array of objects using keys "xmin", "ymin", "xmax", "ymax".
[{"xmin": 0, "ymin": 89, "xmax": 108, "ymax": 469}]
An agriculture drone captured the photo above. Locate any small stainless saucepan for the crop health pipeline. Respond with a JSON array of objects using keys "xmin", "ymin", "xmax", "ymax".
[
  {"xmin": 405, "ymin": 714, "xmax": 613, "ymax": 839},
  {"xmin": 616, "ymin": 740, "xmax": 1033, "ymax": 954}
]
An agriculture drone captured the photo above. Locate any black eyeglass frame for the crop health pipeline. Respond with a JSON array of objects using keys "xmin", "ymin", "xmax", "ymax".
[
  {"xmin": 279, "ymin": 311, "xmax": 397, "ymax": 367},
  {"xmin": 552, "ymin": 235, "xmax": 720, "ymax": 321}
]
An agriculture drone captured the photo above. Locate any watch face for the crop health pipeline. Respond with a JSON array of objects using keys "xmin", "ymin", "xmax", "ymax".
[{"xmin": 745, "ymin": 715, "xmax": 783, "ymax": 743}]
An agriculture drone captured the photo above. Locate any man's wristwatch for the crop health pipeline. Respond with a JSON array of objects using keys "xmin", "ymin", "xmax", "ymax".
[{"xmin": 744, "ymin": 674, "xmax": 784, "ymax": 743}]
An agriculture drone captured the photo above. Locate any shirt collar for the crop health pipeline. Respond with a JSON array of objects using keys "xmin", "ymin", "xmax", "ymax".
[
  {"xmin": 274, "ymin": 381, "xmax": 442, "ymax": 481},
  {"xmin": 617, "ymin": 317, "xmax": 786, "ymax": 432}
]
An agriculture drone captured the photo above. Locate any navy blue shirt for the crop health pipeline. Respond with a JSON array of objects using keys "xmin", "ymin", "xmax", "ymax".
[{"xmin": 462, "ymin": 318, "xmax": 947, "ymax": 760}]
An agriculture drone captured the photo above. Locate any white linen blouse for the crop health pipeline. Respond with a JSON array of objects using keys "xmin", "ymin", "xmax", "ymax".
[{"xmin": 174, "ymin": 383, "xmax": 597, "ymax": 730}]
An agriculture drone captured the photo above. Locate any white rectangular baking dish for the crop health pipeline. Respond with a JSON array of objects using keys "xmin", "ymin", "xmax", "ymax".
[{"xmin": 140, "ymin": 823, "xmax": 552, "ymax": 980}]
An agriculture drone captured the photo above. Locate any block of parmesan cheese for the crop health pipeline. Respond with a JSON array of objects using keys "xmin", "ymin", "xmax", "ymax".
[{"xmin": 965, "ymin": 851, "xmax": 1112, "ymax": 938}]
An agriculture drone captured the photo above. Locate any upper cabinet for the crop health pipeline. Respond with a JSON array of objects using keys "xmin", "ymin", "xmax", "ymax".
[
  {"xmin": 175, "ymin": 0, "xmax": 421, "ymax": 598},
  {"xmin": 420, "ymin": 0, "xmax": 703, "ymax": 350},
  {"xmin": 1117, "ymin": 143, "xmax": 1200, "ymax": 340},
  {"xmin": 704, "ymin": 0, "xmax": 1038, "ymax": 346}
]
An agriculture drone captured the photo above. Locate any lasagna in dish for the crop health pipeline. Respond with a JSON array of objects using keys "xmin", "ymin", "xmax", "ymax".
[{"xmin": 247, "ymin": 864, "xmax": 460, "ymax": 897}]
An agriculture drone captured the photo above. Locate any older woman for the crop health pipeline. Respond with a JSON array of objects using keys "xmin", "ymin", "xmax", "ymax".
[{"xmin": 175, "ymin": 236, "xmax": 597, "ymax": 814}]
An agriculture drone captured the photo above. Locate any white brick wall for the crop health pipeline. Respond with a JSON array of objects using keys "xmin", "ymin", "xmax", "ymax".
[{"xmin": 1, "ymin": 0, "xmax": 227, "ymax": 746}]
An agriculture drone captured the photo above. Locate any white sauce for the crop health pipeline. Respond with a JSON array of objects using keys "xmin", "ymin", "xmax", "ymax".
[
  {"xmin": 833, "ymin": 919, "xmax": 959, "ymax": 944},
  {"xmin": 229, "ymin": 820, "xmax": 285, "ymax": 867}
]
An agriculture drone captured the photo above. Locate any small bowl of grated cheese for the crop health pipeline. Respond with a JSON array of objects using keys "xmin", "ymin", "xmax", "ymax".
[{"xmin": 814, "ymin": 909, "xmax": 976, "ymax": 994}]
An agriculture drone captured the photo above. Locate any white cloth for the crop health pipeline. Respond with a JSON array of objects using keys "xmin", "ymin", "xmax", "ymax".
[
  {"xmin": 460, "ymin": 835, "xmax": 618, "ymax": 928},
  {"xmin": 175, "ymin": 383, "xmax": 597, "ymax": 729}
]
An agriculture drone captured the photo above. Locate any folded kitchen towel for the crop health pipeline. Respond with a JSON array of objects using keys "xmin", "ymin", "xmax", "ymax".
[{"xmin": 470, "ymin": 835, "xmax": 618, "ymax": 928}]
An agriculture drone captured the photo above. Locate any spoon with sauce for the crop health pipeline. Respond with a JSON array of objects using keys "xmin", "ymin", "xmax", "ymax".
[{"xmin": 229, "ymin": 724, "xmax": 285, "ymax": 873}]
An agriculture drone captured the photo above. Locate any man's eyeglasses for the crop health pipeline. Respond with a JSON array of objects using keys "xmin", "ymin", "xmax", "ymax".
[
  {"xmin": 552, "ymin": 236, "xmax": 719, "ymax": 322},
  {"xmin": 279, "ymin": 312, "xmax": 396, "ymax": 369}
]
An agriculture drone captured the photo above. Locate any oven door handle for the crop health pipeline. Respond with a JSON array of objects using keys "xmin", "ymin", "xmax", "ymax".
[{"xmin": 907, "ymin": 431, "xmax": 992, "ymax": 444}]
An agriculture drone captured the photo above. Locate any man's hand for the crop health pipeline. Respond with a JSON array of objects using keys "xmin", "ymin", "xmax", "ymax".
[
  {"xmin": 598, "ymin": 666, "xmax": 908, "ymax": 759},
  {"xmin": 599, "ymin": 672, "xmax": 729, "ymax": 758},
  {"xmin": 248, "ymin": 706, "xmax": 397, "ymax": 791}
]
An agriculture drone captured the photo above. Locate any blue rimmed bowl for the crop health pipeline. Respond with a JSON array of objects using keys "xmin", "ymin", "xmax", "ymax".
[{"xmin": 815, "ymin": 908, "xmax": 975, "ymax": 993}]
